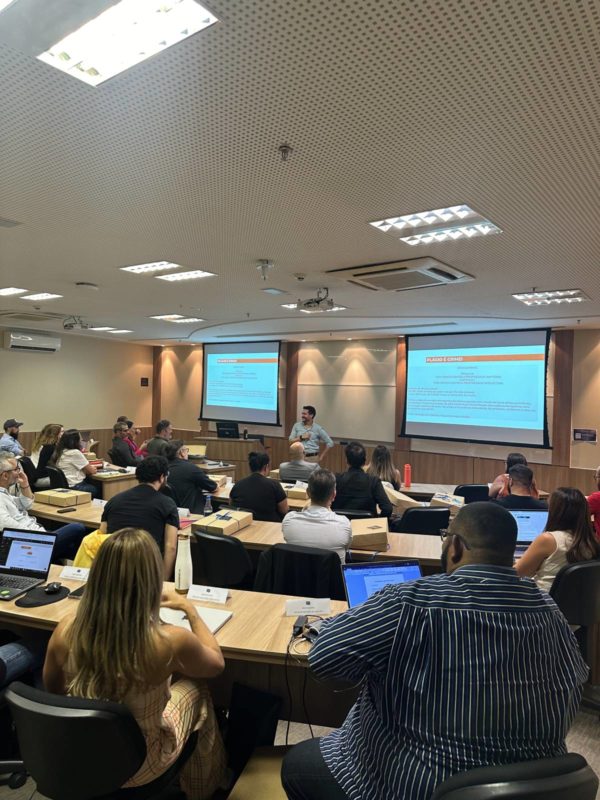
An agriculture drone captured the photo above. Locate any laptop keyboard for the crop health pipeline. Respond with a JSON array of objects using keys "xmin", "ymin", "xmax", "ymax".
[{"xmin": 0, "ymin": 575, "xmax": 38, "ymax": 589}]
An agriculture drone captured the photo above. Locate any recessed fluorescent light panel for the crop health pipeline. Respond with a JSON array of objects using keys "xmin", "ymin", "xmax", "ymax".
[
  {"xmin": 300, "ymin": 306, "xmax": 347, "ymax": 313},
  {"xmin": 20, "ymin": 293, "xmax": 62, "ymax": 301},
  {"xmin": 262, "ymin": 288, "xmax": 287, "ymax": 296},
  {"xmin": 90, "ymin": 326, "xmax": 115, "ymax": 331},
  {"xmin": 37, "ymin": 0, "xmax": 218, "ymax": 87},
  {"xmin": 370, "ymin": 205, "xmax": 502, "ymax": 245},
  {"xmin": 172, "ymin": 317, "xmax": 204, "ymax": 323},
  {"xmin": 0, "ymin": 0, "xmax": 16, "ymax": 12},
  {"xmin": 281, "ymin": 303, "xmax": 298, "ymax": 309},
  {"xmin": 121, "ymin": 261, "xmax": 182, "ymax": 274},
  {"xmin": 155, "ymin": 270, "xmax": 215, "ymax": 282},
  {"xmin": 512, "ymin": 289, "xmax": 590, "ymax": 306},
  {"xmin": 150, "ymin": 314, "xmax": 185, "ymax": 321},
  {"xmin": 0, "ymin": 287, "xmax": 27, "ymax": 296},
  {"xmin": 109, "ymin": 329, "xmax": 133, "ymax": 334}
]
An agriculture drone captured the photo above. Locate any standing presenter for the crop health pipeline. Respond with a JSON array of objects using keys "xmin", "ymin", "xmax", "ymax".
[{"xmin": 289, "ymin": 405, "xmax": 334, "ymax": 463}]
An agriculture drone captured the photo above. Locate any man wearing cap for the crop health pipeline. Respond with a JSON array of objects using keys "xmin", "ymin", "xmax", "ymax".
[{"xmin": 0, "ymin": 419, "xmax": 24, "ymax": 456}]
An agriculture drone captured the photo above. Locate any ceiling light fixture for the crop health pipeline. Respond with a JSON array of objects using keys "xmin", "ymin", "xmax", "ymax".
[
  {"xmin": 89, "ymin": 326, "xmax": 116, "ymax": 331},
  {"xmin": 172, "ymin": 317, "xmax": 204, "ymax": 323},
  {"xmin": 512, "ymin": 289, "xmax": 590, "ymax": 306},
  {"xmin": 0, "ymin": 287, "xmax": 27, "ymax": 296},
  {"xmin": 20, "ymin": 293, "xmax": 62, "ymax": 301},
  {"xmin": 37, "ymin": 0, "xmax": 218, "ymax": 87},
  {"xmin": 370, "ymin": 205, "xmax": 501, "ymax": 245},
  {"xmin": 109, "ymin": 329, "xmax": 133, "ymax": 334},
  {"xmin": 0, "ymin": 0, "xmax": 16, "ymax": 12},
  {"xmin": 155, "ymin": 269, "xmax": 215, "ymax": 282},
  {"xmin": 120, "ymin": 261, "xmax": 182, "ymax": 274},
  {"xmin": 150, "ymin": 314, "xmax": 184, "ymax": 321},
  {"xmin": 262, "ymin": 288, "xmax": 287, "ymax": 295}
]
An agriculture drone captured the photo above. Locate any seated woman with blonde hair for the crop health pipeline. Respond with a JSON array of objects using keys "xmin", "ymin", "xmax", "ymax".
[
  {"xmin": 43, "ymin": 528, "xmax": 226, "ymax": 798},
  {"xmin": 366, "ymin": 444, "xmax": 402, "ymax": 491},
  {"xmin": 515, "ymin": 487, "xmax": 600, "ymax": 592}
]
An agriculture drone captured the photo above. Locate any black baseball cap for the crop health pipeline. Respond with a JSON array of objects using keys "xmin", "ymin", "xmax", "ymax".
[{"xmin": 3, "ymin": 419, "xmax": 23, "ymax": 429}]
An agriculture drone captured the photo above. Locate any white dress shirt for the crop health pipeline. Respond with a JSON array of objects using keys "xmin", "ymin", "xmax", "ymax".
[
  {"xmin": 282, "ymin": 504, "xmax": 352, "ymax": 562},
  {"xmin": 0, "ymin": 487, "xmax": 43, "ymax": 531}
]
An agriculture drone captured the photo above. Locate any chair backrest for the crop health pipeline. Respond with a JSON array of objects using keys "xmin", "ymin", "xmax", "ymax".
[
  {"xmin": 550, "ymin": 560, "xmax": 600, "ymax": 627},
  {"xmin": 391, "ymin": 507, "xmax": 450, "ymax": 535},
  {"xmin": 18, "ymin": 457, "xmax": 37, "ymax": 487},
  {"xmin": 454, "ymin": 484, "xmax": 490, "ymax": 503},
  {"xmin": 5, "ymin": 681, "xmax": 146, "ymax": 800},
  {"xmin": 159, "ymin": 482, "xmax": 177, "ymax": 501},
  {"xmin": 431, "ymin": 753, "xmax": 598, "ymax": 800},
  {"xmin": 46, "ymin": 465, "xmax": 70, "ymax": 489},
  {"xmin": 106, "ymin": 447, "xmax": 123, "ymax": 467},
  {"xmin": 332, "ymin": 508, "xmax": 372, "ymax": 520},
  {"xmin": 254, "ymin": 543, "xmax": 345, "ymax": 600},
  {"xmin": 191, "ymin": 531, "xmax": 254, "ymax": 589}
]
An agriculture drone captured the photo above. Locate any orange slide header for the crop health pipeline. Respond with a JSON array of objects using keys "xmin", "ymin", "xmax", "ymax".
[
  {"xmin": 217, "ymin": 358, "xmax": 278, "ymax": 364},
  {"xmin": 426, "ymin": 354, "xmax": 544, "ymax": 363}
]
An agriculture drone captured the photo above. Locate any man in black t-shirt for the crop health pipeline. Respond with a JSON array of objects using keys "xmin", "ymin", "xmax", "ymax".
[
  {"xmin": 100, "ymin": 456, "xmax": 179, "ymax": 577},
  {"xmin": 230, "ymin": 451, "xmax": 289, "ymax": 522},
  {"xmin": 493, "ymin": 465, "xmax": 548, "ymax": 511},
  {"xmin": 166, "ymin": 440, "xmax": 218, "ymax": 513}
]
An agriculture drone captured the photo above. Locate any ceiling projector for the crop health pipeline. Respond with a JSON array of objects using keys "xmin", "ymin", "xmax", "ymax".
[
  {"xmin": 296, "ymin": 287, "xmax": 336, "ymax": 312},
  {"xmin": 63, "ymin": 316, "xmax": 90, "ymax": 330}
]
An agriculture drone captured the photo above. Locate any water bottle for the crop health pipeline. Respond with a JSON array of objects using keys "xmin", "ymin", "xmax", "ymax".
[
  {"xmin": 204, "ymin": 494, "xmax": 213, "ymax": 516},
  {"xmin": 403, "ymin": 463, "xmax": 412, "ymax": 488},
  {"xmin": 174, "ymin": 533, "xmax": 192, "ymax": 594}
]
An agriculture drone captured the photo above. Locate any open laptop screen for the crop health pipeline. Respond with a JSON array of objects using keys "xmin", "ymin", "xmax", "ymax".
[
  {"xmin": 342, "ymin": 560, "xmax": 422, "ymax": 608},
  {"xmin": 508, "ymin": 510, "xmax": 548, "ymax": 544},
  {"xmin": 0, "ymin": 529, "xmax": 56, "ymax": 578}
]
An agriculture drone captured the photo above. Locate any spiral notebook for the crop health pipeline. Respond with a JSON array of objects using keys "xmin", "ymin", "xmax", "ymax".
[{"xmin": 159, "ymin": 605, "xmax": 232, "ymax": 634}]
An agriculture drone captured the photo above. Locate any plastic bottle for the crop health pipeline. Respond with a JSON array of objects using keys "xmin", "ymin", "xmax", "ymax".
[
  {"xmin": 174, "ymin": 532, "xmax": 192, "ymax": 594},
  {"xmin": 403, "ymin": 463, "xmax": 412, "ymax": 488},
  {"xmin": 204, "ymin": 495, "xmax": 213, "ymax": 516}
]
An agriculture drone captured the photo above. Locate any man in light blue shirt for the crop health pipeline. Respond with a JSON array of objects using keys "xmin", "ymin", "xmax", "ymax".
[
  {"xmin": 289, "ymin": 405, "xmax": 333, "ymax": 463},
  {"xmin": 0, "ymin": 418, "xmax": 24, "ymax": 456}
]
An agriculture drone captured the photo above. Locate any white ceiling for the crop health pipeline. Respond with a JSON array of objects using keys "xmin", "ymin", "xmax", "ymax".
[{"xmin": 1, "ymin": 0, "xmax": 599, "ymax": 345}]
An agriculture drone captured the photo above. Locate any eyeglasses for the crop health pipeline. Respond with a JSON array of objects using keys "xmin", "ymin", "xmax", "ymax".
[{"xmin": 440, "ymin": 528, "xmax": 472, "ymax": 550}]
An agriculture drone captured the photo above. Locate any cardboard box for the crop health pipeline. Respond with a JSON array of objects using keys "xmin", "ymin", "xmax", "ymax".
[
  {"xmin": 34, "ymin": 488, "xmax": 93, "ymax": 507},
  {"xmin": 269, "ymin": 469, "xmax": 280, "ymax": 479},
  {"xmin": 85, "ymin": 453, "xmax": 98, "ymax": 461},
  {"xmin": 351, "ymin": 518, "xmax": 389, "ymax": 551},
  {"xmin": 206, "ymin": 473, "xmax": 227, "ymax": 488},
  {"xmin": 282, "ymin": 482, "xmax": 308, "ymax": 499},
  {"xmin": 430, "ymin": 492, "xmax": 465, "ymax": 516},
  {"xmin": 383, "ymin": 486, "xmax": 422, "ymax": 513},
  {"xmin": 194, "ymin": 509, "xmax": 253, "ymax": 536}
]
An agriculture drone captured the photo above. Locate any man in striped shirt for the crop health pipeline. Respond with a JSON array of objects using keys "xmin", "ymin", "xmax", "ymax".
[{"xmin": 281, "ymin": 502, "xmax": 587, "ymax": 800}]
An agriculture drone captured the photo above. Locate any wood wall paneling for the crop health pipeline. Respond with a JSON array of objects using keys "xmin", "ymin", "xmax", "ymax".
[
  {"xmin": 285, "ymin": 343, "xmax": 300, "ymax": 437},
  {"xmin": 152, "ymin": 346, "xmax": 163, "ymax": 424},
  {"xmin": 551, "ymin": 330, "xmax": 574, "ymax": 467}
]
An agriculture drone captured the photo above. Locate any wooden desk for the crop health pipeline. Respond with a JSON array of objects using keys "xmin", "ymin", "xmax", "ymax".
[
  {"xmin": 91, "ymin": 471, "xmax": 138, "ymax": 500},
  {"xmin": 31, "ymin": 501, "xmax": 104, "ymax": 528},
  {"xmin": 194, "ymin": 462, "xmax": 236, "ymax": 480},
  {"xmin": 212, "ymin": 483, "xmax": 306, "ymax": 511},
  {"xmin": 0, "ymin": 566, "xmax": 352, "ymax": 726}
]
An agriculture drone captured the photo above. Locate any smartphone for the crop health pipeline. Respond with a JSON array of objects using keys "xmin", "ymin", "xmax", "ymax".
[{"xmin": 57, "ymin": 507, "xmax": 77, "ymax": 513}]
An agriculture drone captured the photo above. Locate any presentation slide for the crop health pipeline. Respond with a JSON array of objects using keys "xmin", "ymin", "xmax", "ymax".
[
  {"xmin": 402, "ymin": 329, "xmax": 549, "ymax": 447},
  {"xmin": 201, "ymin": 341, "xmax": 281, "ymax": 425}
]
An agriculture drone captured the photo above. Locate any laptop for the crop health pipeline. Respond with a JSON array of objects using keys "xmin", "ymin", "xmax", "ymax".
[
  {"xmin": 0, "ymin": 528, "xmax": 57, "ymax": 600},
  {"xmin": 216, "ymin": 421, "xmax": 239, "ymax": 439},
  {"xmin": 341, "ymin": 560, "xmax": 422, "ymax": 608},
  {"xmin": 186, "ymin": 444, "xmax": 207, "ymax": 459},
  {"xmin": 509, "ymin": 510, "xmax": 548, "ymax": 552}
]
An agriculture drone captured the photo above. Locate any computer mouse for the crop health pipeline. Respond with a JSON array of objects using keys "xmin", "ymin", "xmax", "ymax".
[{"xmin": 44, "ymin": 582, "xmax": 62, "ymax": 595}]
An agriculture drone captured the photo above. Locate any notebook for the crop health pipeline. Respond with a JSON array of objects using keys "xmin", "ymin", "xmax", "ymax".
[
  {"xmin": 0, "ymin": 528, "xmax": 57, "ymax": 600},
  {"xmin": 160, "ymin": 605, "xmax": 232, "ymax": 634},
  {"xmin": 341, "ymin": 560, "xmax": 422, "ymax": 608},
  {"xmin": 509, "ymin": 510, "xmax": 548, "ymax": 545}
]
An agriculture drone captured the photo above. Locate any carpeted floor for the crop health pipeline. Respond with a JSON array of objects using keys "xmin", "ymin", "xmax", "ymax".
[{"xmin": 2, "ymin": 710, "xmax": 598, "ymax": 799}]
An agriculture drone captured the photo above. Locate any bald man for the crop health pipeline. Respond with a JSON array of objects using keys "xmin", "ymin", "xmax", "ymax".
[{"xmin": 279, "ymin": 442, "xmax": 319, "ymax": 483}]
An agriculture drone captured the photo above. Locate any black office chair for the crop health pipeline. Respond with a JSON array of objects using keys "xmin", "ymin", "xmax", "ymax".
[
  {"xmin": 454, "ymin": 484, "xmax": 489, "ymax": 504},
  {"xmin": 431, "ymin": 753, "xmax": 598, "ymax": 800},
  {"xmin": 159, "ymin": 483, "xmax": 177, "ymax": 502},
  {"xmin": 106, "ymin": 447, "xmax": 123, "ymax": 467},
  {"xmin": 391, "ymin": 507, "xmax": 450, "ymax": 535},
  {"xmin": 332, "ymin": 509, "xmax": 372, "ymax": 520},
  {"xmin": 46, "ymin": 466, "xmax": 70, "ymax": 489},
  {"xmin": 18, "ymin": 456, "xmax": 37, "ymax": 488},
  {"xmin": 254, "ymin": 543, "xmax": 345, "ymax": 601},
  {"xmin": 191, "ymin": 531, "xmax": 254, "ymax": 590},
  {"xmin": 550, "ymin": 559, "xmax": 600, "ymax": 711},
  {"xmin": 5, "ymin": 681, "xmax": 198, "ymax": 800}
]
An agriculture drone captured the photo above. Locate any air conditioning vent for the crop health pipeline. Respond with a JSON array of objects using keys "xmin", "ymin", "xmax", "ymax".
[
  {"xmin": 0, "ymin": 310, "xmax": 63, "ymax": 324},
  {"xmin": 3, "ymin": 330, "xmax": 61, "ymax": 353},
  {"xmin": 327, "ymin": 258, "xmax": 473, "ymax": 291}
]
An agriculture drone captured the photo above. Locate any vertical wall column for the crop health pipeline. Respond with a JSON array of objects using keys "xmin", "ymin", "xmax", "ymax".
[
  {"xmin": 152, "ymin": 346, "xmax": 163, "ymax": 423},
  {"xmin": 551, "ymin": 330, "xmax": 574, "ymax": 467},
  {"xmin": 285, "ymin": 342, "xmax": 300, "ymax": 435},
  {"xmin": 395, "ymin": 337, "xmax": 410, "ymax": 449}
]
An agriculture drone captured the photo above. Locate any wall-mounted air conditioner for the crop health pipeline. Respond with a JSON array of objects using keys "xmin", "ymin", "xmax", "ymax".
[{"xmin": 3, "ymin": 330, "xmax": 62, "ymax": 353}]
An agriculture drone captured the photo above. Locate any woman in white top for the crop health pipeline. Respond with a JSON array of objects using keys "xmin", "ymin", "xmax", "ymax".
[
  {"xmin": 50, "ymin": 428, "xmax": 100, "ymax": 498},
  {"xmin": 515, "ymin": 487, "xmax": 600, "ymax": 592}
]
